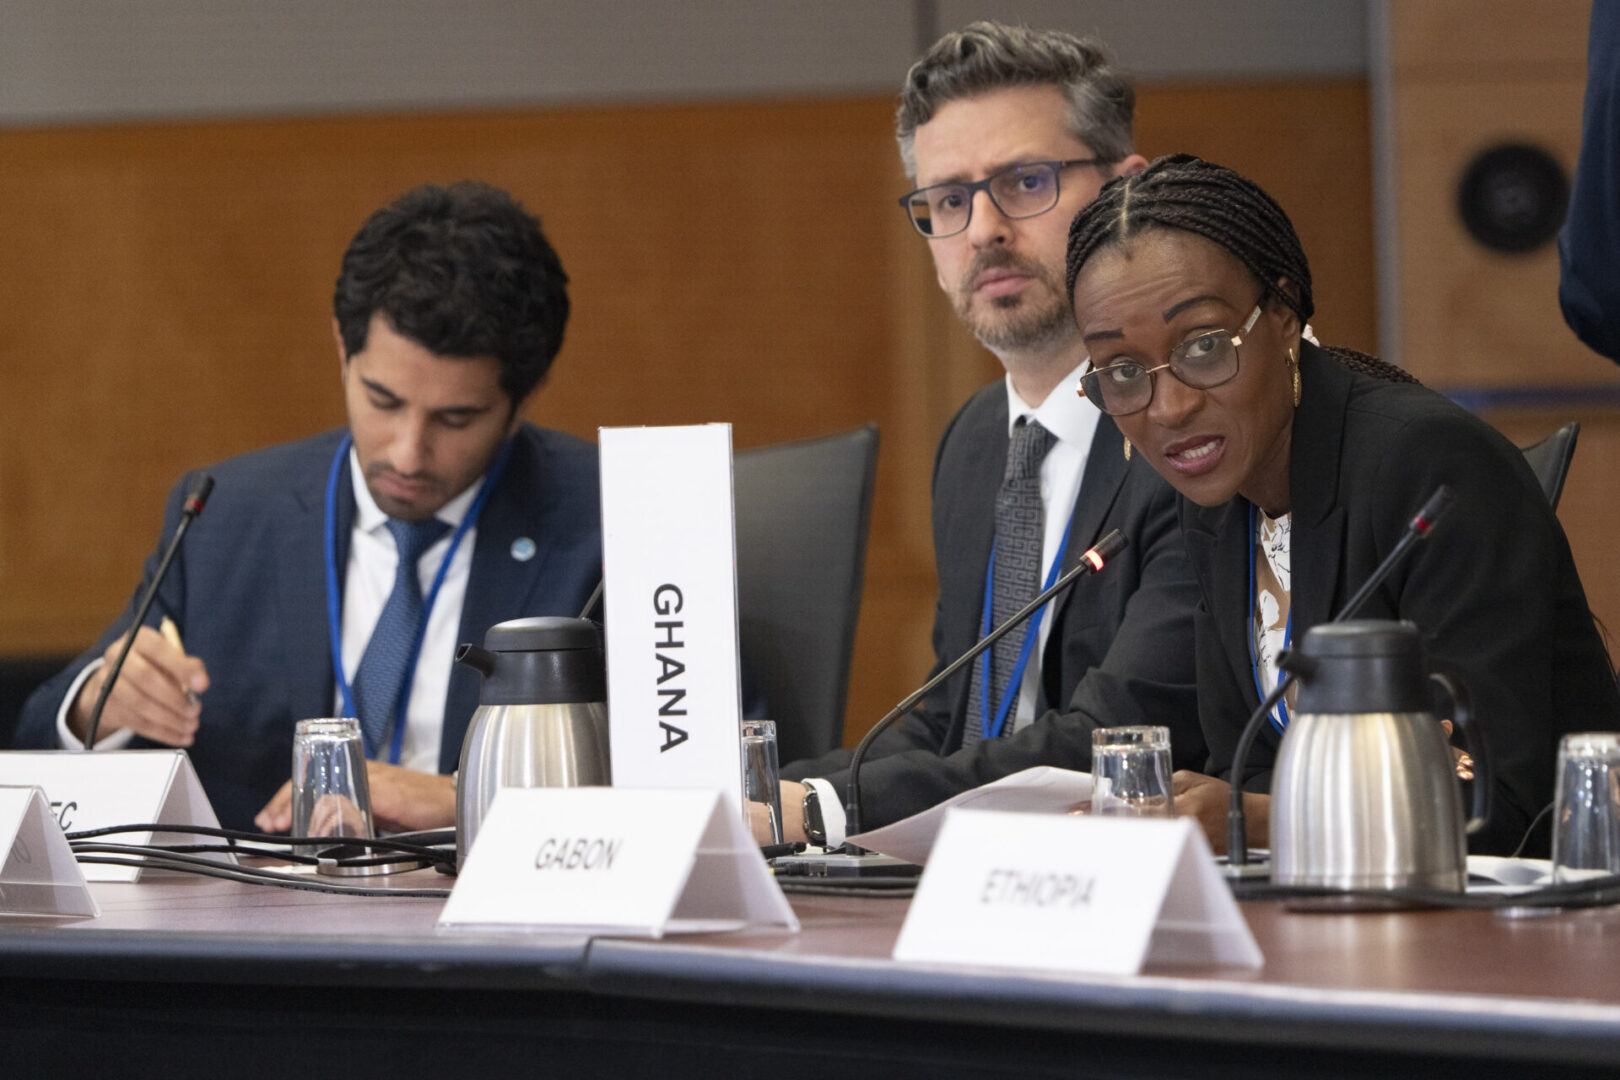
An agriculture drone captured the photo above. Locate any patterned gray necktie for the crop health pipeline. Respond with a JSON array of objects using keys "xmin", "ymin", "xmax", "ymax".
[
  {"xmin": 353, "ymin": 516, "xmax": 452, "ymax": 756},
  {"xmin": 963, "ymin": 418, "xmax": 1056, "ymax": 744}
]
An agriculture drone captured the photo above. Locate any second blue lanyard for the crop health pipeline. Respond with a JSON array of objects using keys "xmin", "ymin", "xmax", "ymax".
[
  {"xmin": 322, "ymin": 434, "xmax": 513, "ymax": 763},
  {"xmin": 977, "ymin": 504, "xmax": 1079, "ymax": 741}
]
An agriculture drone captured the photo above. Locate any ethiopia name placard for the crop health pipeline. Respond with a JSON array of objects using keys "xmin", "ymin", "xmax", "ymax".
[
  {"xmin": 599, "ymin": 424, "xmax": 744, "ymax": 815},
  {"xmin": 894, "ymin": 810, "xmax": 1261, "ymax": 975}
]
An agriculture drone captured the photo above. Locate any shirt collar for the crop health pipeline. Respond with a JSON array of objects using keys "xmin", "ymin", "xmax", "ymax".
[
  {"xmin": 348, "ymin": 447, "xmax": 480, "ymax": 536},
  {"xmin": 1002, "ymin": 361, "xmax": 1098, "ymax": 447}
]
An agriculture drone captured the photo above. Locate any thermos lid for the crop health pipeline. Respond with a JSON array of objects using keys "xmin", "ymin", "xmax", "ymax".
[
  {"xmin": 482, "ymin": 616, "xmax": 600, "ymax": 653},
  {"xmin": 1294, "ymin": 619, "xmax": 1430, "ymax": 715},
  {"xmin": 1300, "ymin": 619, "xmax": 1422, "ymax": 659}
]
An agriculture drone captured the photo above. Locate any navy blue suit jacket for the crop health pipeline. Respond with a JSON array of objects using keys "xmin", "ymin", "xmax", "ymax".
[{"xmin": 14, "ymin": 424, "xmax": 602, "ymax": 829}]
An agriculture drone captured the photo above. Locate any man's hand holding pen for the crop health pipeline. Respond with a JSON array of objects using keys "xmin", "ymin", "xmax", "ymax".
[{"xmin": 67, "ymin": 621, "xmax": 209, "ymax": 746}]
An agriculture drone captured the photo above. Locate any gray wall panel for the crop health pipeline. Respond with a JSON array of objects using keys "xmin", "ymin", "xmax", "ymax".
[
  {"xmin": 0, "ymin": 1, "xmax": 1368, "ymax": 126},
  {"xmin": 0, "ymin": 0, "xmax": 917, "ymax": 123},
  {"xmin": 934, "ymin": 0, "xmax": 1368, "ymax": 80}
]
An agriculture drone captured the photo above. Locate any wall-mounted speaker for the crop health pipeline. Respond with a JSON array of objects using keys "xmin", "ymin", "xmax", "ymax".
[{"xmin": 1455, "ymin": 142, "xmax": 1569, "ymax": 255}]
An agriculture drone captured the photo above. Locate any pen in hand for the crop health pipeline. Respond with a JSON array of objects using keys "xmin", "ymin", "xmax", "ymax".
[{"xmin": 159, "ymin": 617, "xmax": 201, "ymax": 707}]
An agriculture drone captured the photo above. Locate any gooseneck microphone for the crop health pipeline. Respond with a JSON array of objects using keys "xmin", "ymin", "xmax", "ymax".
[
  {"xmin": 1225, "ymin": 485, "xmax": 1454, "ymax": 866},
  {"xmin": 84, "ymin": 474, "xmax": 215, "ymax": 750},
  {"xmin": 844, "ymin": 529, "xmax": 1128, "ymax": 842}
]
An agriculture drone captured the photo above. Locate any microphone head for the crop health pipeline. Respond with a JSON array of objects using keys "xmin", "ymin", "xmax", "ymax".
[
  {"xmin": 182, "ymin": 474, "xmax": 215, "ymax": 518},
  {"xmin": 1411, "ymin": 485, "xmax": 1454, "ymax": 537},
  {"xmin": 1083, "ymin": 529, "xmax": 1128, "ymax": 570}
]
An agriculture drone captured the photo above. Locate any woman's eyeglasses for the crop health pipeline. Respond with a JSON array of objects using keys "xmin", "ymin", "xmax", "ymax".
[{"xmin": 1076, "ymin": 302, "xmax": 1264, "ymax": 416}]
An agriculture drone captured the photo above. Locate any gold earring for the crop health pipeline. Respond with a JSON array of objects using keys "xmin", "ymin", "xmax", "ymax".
[
  {"xmin": 1122, "ymin": 437, "xmax": 1132, "ymax": 462},
  {"xmin": 1288, "ymin": 347, "xmax": 1301, "ymax": 407}
]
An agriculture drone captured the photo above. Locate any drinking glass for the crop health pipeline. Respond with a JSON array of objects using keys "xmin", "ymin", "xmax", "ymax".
[
  {"xmin": 1552, "ymin": 732, "xmax": 1620, "ymax": 883},
  {"xmin": 1091, "ymin": 726, "xmax": 1174, "ymax": 818},
  {"xmin": 291, "ymin": 718, "xmax": 374, "ymax": 842},
  {"xmin": 741, "ymin": 720, "xmax": 784, "ymax": 846}
]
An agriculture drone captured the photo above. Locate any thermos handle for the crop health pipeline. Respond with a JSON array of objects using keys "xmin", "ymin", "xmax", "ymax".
[{"xmin": 1430, "ymin": 664, "xmax": 1490, "ymax": 835}]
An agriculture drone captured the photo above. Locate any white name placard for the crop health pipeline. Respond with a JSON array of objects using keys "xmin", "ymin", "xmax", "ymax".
[
  {"xmin": 0, "ymin": 750, "xmax": 228, "ymax": 881},
  {"xmin": 0, "ymin": 785, "xmax": 98, "ymax": 918},
  {"xmin": 894, "ymin": 810, "xmax": 1261, "ymax": 975},
  {"xmin": 599, "ymin": 424, "xmax": 745, "ymax": 815},
  {"xmin": 439, "ymin": 786, "xmax": 798, "ymax": 937}
]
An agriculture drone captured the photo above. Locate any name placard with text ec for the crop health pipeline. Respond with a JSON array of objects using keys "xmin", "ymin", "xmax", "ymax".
[{"xmin": 0, "ymin": 750, "xmax": 228, "ymax": 881}]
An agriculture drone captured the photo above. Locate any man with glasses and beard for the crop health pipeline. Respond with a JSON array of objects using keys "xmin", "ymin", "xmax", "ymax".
[{"xmin": 771, "ymin": 22, "xmax": 1205, "ymax": 846}]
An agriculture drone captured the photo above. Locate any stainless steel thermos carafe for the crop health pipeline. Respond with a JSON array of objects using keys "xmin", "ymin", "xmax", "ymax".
[
  {"xmin": 1270, "ymin": 620, "xmax": 1489, "ymax": 892},
  {"xmin": 453, "ymin": 616, "xmax": 610, "ymax": 869}
]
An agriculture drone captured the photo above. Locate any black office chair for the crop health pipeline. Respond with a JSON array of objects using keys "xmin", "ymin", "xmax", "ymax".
[
  {"xmin": 1519, "ymin": 421, "xmax": 1581, "ymax": 511},
  {"xmin": 733, "ymin": 425, "xmax": 879, "ymax": 764},
  {"xmin": 0, "ymin": 654, "xmax": 76, "ymax": 749}
]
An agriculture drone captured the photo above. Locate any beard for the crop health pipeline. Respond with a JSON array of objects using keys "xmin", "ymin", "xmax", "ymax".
[{"xmin": 951, "ymin": 250, "xmax": 1078, "ymax": 355}]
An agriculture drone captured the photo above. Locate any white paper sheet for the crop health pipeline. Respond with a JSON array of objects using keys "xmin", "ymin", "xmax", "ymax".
[{"xmin": 848, "ymin": 765, "xmax": 1093, "ymax": 865}]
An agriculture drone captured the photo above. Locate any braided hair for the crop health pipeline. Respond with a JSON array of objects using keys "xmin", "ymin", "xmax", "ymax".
[{"xmin": 1065, "ymin": 154, "xmax": 1417, "ymax": 386}]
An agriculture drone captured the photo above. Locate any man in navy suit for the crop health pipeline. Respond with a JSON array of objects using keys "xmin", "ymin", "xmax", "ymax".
[{"xmin": 14, "ymin": 181, "xmax": 600, "ymax": 832}]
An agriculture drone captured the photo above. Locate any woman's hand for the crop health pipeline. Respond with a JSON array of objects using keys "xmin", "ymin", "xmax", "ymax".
[
  {"xmin": 1171, "ymin": 771, "xmax": 1270, "ymax": 855},
  {"xmin": 1440, "ymin": 719, "xmax": 1474, "ymax": 781}
]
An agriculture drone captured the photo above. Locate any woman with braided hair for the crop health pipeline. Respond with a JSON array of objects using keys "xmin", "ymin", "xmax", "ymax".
[{"xmin": 1065, "ymin": 154, "xmax": 1619, "ymax": 855}]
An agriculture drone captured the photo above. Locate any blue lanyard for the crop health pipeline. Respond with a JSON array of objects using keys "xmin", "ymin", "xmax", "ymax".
[
  {"xmin": 976, "ymin": 504, "xmax": 1079, "ymax": 741},
  {"xmin": 323, "ymin": 434, "xmax": 513, "ymax": 763},
  {"xmin": 1246, "ymin": 502, "xmax": 1292, "ymax": 735}
]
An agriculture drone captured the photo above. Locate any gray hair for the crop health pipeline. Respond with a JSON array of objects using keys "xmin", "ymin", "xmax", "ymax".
[{"xmin": 896, "ymin": 21, "xmax": 1135, "ymax": 179}]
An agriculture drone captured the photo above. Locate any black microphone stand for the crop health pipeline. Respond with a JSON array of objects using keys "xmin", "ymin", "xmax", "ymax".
[
  {"xmin": 1225, "ymin": 485, "xmax": 1454, "ymax": 867},
  {"xmin": 84, "ymin": 475, "xmax": 215, "ymax": 750},
  {"xmin": 843, "ymin": 529, "xmax": 1129, "ymax": 847}
]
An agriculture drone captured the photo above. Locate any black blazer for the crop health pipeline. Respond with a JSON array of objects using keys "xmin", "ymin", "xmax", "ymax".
[
  {"xmin": 15, "ymin": 424, "xmax": 602, "ymax": 829},
  {"xmin": 1186, "ymin": 343, "xmax": 1620, "ymax": 855},
  {"xmin": 786, "ymin": 381, "xmax": 1204, "ymax": 828}
]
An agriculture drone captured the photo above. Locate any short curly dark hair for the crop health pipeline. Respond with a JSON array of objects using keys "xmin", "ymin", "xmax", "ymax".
[
  {"xmin": 896, "ymin": 21, "xmax": 1134, "ymax": 179},
  {"xmin": 333, "ymin": 181, "xmax": 569, "ymax": 404}
]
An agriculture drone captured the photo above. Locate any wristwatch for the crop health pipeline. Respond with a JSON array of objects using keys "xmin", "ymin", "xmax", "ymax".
[{"xmin": 801, "ymin": 785, "xmax": 828, "ymax": 847}]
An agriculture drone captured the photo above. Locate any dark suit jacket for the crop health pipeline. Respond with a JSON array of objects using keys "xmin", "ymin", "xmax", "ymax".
[
  {"xmin": 14, "ymin": 424, "xmax": 602, "ymax": 829},
  {"xmin": 1187, "ymin": 343, "xmax": 1620, "ymax": 855},
  {"xmin": 784, "ymin": 381, "xmax": 1204, "ymax": 829}
]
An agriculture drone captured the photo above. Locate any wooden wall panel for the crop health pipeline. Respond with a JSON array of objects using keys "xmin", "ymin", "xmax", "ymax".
[
  {"xmin": 1484, "ymin": 410, "xmax": 1620, "ymax": 662},
  {"xmin": 1136, "ymin": 80, "xmax": 1378, "ymax": 355},
  {"xmin": 1393, "ymin": 77, "xmax": 1591, "ymax": 385},
  {"xmin": 0, "ymin": 82, "xmax": 1374, "ymax": 747},
  {"xmin": 1385, "ymin": 0, "xmax": 1607, "ymax": 388},
  {"xmin": 1385, "ymin": 0, "xmax": 1620, "ymax": 672}
]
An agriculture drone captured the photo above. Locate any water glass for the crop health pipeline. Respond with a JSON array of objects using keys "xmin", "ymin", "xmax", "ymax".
[
  {"xmin": 741, "ymin": 720, "xmax": 784, "ymax": 846},
  {"xmin": 1091, "ymin": 726, "xmax": 1174, "ymax": 818},
  {"xmin": 1552, "ymin": 732, "xmax": 1620, "ymax": 883},
  {"xmin": 292, "ymin": 718, "xmax": 374, "ymax": 841}
]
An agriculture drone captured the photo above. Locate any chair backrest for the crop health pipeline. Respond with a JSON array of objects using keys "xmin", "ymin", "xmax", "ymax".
[
  {"xmin": 1519, "ymin": 421, "xmax": 1581, "ymax": 511},
  {"xmin": 733, "ymin": 426, "xmax": 879, "ymax": 764}
]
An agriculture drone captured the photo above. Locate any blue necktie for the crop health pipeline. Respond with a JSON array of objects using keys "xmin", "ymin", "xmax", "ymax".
[
  {"xmin": 353, "ymin": 517, "xmax": 452, "ymax": 756},
  {"xmin": 964, "ymin": 418, "xmax": 1055, "ymax": 745}
]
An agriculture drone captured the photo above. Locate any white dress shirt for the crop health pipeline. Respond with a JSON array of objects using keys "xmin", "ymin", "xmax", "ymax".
[
  {"xmin": 60, "ymin": 448, "xmax": 479, "ymax": 774},
  {"xmin": 341, "ymin": 449, "xmax": 478, "ymax": 771}
]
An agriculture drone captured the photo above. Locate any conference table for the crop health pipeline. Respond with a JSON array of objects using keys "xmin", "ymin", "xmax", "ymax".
[{"xmin": 4, "ymin": 865, "xmax": 1620, "ymax": 1079}]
